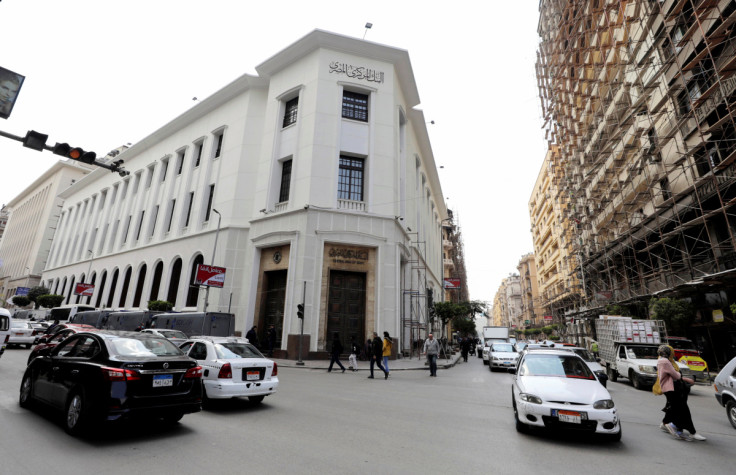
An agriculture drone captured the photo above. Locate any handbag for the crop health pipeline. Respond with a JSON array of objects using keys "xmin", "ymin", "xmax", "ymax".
[{"xmin": 652, "ymin": 377, "xmax": 663, "ymax": 395}]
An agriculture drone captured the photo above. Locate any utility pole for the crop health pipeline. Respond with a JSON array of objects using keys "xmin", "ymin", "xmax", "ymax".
[{"xmin": 203, "ymin": 209, "xmax": 221, "ymax": 313}]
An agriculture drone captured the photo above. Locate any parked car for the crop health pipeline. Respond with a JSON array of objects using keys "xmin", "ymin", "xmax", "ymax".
[
  {"xmin": 488, "ymin": 342, "xmax": 519, "ymax": 372},
  {"xmin": 510, "ymin": 348, "xmax": 622, "ymax": 441},
  {"xmin": 8, "ymin": 320, "xmax": 37, "ymax": 348},
  {"xmin": 34, "ymin": 323, "xmax": 96, "ymax": 345},
  {"xmin": 45, "ymin": 304, "xmax": 96, "ymax": 323},
  {"xmin": 514, "ymin": 341, "xmax": 529, "ymax": 353},
  {"xmin": 0, "ymin": 308, "xmax": 10, "ymax": 359},
  {"xmin": 19, "ymin": 331, "xmax": 203, "ymax": 435},
  {"xmin": 714, "ymin": 356, "xmax": 736, "ymax": 430},
  {"xmin": 179, "ymin": 336, "xmax": 278, "ymax": 403},
  {"xmin": 27, "ymin": 327, "xmax": 99, "ymax": 365},
  {"xmin": 666, "ymin": 336, "xmax": 709, "ymax": 380},
  {"xmin": 141, "ymin": 328, "xmax": 189, "ymax": 344}
]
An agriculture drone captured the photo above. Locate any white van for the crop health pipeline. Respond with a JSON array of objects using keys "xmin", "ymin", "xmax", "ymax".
[
  {"xmin": 0, "ymin": 308, "xmax": 11, "ymax": 359},
  {"xmin": 46, "ymin": 304, "xmax": 96, "ymax": 323}
]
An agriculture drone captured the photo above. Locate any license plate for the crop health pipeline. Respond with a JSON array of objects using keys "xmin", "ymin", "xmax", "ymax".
[
  {"xmin": 153, "ymin": 374, "xmax": 173, "ymax": 387},
  {"xmin": 246, "ymin": 371, "xmax": 260, "ymax": 381},
  {"xmin": 555, "ymin": 409, "xmax": 581, "ymax": 424}
]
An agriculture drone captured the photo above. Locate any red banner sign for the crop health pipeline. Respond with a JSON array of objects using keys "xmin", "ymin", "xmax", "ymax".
[
  {"xmin": 195, "ymin": 264, "xmax": 226, "ymax": 288},
  {"xmin": 543, "ymin": 315, "xmax": 553, "ymax": 322},
  {"xmin": 444, "ymin": 278, "xmax": 461, "ymax": 289},
  {"xmin": 74, "ymin": 283, "xmax": 95, "ymax": 296}
]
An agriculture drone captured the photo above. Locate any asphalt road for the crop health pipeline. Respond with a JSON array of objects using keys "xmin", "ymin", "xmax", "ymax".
[{"xmin": 0, "ymin": 346, "xmax": 734, "ymax": 474}]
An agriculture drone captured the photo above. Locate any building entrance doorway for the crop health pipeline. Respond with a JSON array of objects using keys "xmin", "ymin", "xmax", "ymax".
[
  {"xmin": 326, "ymin": 271, "xmax": 366, "ymax": 354},
  {"xmin": 259, "ymin": 270, "xmax": 287, "ymax": 353}
]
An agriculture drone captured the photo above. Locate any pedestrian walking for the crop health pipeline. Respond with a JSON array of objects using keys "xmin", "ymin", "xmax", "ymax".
[
  {"xmin": 266, "ymin": 324, "xmax": 277, "ymax": 357},
  {"xmin": 461, "ymin": 337, "xmax": 471, "ymax": 362},
  {"xmin": 656, "ymin": 345, "xmax": 705, "ymax": 441},
  {"xmin": 590, "ymin": 340, "xmax": 599, "ymax": 358},
  {"xmin": 382, "ymin": 331, "xmax": 393, "ymax": 376},
  {"xmin": 349, "ymin": 337, "xmax": 360, "ymax": 372},
  {"xmin": 368, "ymin": 332, "xmax": 388, "ymax": 379},
  {"xmin": 423, "ymin": 333, "xmax": 440, "ymax": 377},
  {"xmin": 327, "ymin": 333, "xmax": 346, "ymax": 373}
]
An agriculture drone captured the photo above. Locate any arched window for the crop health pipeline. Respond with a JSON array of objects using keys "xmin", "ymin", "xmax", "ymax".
[
  {"xmin": 167, "ymin": 258, "xmax": 182, "ymax": 306},
  {"xmin": 186, "ymin": 254, "xmax": 204, "ymax": 307},
  {"xmin": 150, "ymin": 261, "xmax": 163, "ymax": 301},
  {"xmin": 133, "ymin": 264, "xmax": 147, "ymax": 308},
  {"xmin": 96, "ymin": 271, "xmax": 107, "ymax": 308},
  {"xmin": 120, "ymin": 267, "xmax": 133, "ymax": 308},
  {"xmin": 106, "ymin": 269, "xmax": 119, "ymax": 308}
]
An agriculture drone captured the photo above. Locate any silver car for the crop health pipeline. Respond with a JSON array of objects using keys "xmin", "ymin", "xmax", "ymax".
[{"xmin": 714, "ymin": 356, "xmax": 736, "ymax": 430}]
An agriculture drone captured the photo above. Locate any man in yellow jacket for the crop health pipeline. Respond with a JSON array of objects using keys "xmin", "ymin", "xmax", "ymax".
[{"xmin": 382, "ymin": 331, "xmax": 393, "ymax": 378}]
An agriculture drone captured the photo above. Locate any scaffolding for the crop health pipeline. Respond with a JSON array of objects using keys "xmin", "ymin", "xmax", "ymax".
[
  {"xmin": 535, "ymin": 0, "xmax": 736, "ymax": 315},
  {"xmin": 401, "ymin": 232, "xmax": 429, "ymax": 359}
]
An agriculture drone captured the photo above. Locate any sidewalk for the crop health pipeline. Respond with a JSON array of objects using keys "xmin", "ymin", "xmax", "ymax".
[{"xmin": 273, "ymin": 352, "xmax": 463, "ymax": 371}]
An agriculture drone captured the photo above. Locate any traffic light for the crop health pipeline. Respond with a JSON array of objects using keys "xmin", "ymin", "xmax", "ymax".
[
  {"xmin": 22, "ymin": 130, "xmax": 48, "ymax": 151},
  {"xmin": 297, "ymin": 303, "xmax": 304, "ymax": 319},
  {"xmin": 52, "ymin": 142, "xmax": 97, "ymax": 164}
]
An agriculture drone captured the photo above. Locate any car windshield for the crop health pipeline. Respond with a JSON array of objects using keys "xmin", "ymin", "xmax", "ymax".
[
  {"xmin": 11, "ymin": 321, "xmax": 29, "ymax": 328},
  {"xmin": 627, "ymin": 346, "xmax": 658, "ymax": 359},
  {"xmin": 492, "ymin": 344, "xmax": 515, "ymax": 353},
  {"xmin": 215, "ymin": 342, "xmax": 265, "ymax": 359},
  {"xmin": 520, "ymin": 354, "xmax": 595, "ymax": 379},
  {"xmin": 158, "ymin": 330, "xmax": 188, "ymax": 339},
  {"xmin": 109, "ymin": 337, "xmax": 183, "ymax": 357},
  {"xmin": 573, "ymin": 349, "xmax": 595, "ymax": 362}
]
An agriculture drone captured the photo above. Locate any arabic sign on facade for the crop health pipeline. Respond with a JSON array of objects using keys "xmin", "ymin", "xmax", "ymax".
[
  {"xmin": 329, "ymin": 61, "xmax": 384, "ymax": 83},
  {"xmin": 74, "ymin": 283, "xmax": 95, "ymax": 296},
  {"xmin": 444, "ymin": 278, "xmax": 461, "ymax": 289},
  {"xmin": 195, "ymin": 265, "xmax": 226, "ymax": 288}
]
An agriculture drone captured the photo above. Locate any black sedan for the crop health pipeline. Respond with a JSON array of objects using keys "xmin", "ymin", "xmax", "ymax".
[{"xmin": 19, "ymin": 331, "xmax": 203, "ymax": 436}]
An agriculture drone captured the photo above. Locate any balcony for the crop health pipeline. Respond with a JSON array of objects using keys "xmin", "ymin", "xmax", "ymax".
[
  {"xmin": 337, "ymin": 199, "xmax": 366, "ymax": 212},
  {"xmin": 443, "ymin": 259, "xmax": 455, "ymax": 268},
  {"xmin": 274, "ymin": 202, "xmax": 288, "ymax": 213},
  {"xmin": 443, "ymin": 239, "xmax": 453, "ymax": 249}
]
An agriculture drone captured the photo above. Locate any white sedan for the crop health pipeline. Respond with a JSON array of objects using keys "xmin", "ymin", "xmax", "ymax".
[
  {"xmin": 488, "ymin": 342, "xmax": 519, "ymax": 372},
  {"xmin": 141, "ymin": 328, "xmax": 189, "ymax": 344},
  {"xmin": 511, "ymin": 349, "xmax": 622, "ymax": 441},
  {"xmin": 179, "ymin": 336, "xmax": 278, "ymax": 403},
  {"xmin": 9, "ymin": 320, "xmax": 36, "ymax": 348}
]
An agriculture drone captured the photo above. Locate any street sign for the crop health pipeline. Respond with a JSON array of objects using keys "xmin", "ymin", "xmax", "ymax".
[
  {"xmin": 15, "ymin": 287, "xmax": 29, "ymax": 296},
  {"xmin": 74, "ymin": 283, "xmax": 95, "ymax": 296},
  {"xmin": 195, "ymin": 264, "xmax": 226, "ymax": 288},
  {"xmin": 543, "ymin": 315, "xmax": 553, "ymax": 323},
  {"xmin": 524, "ymin": 320, "xmax": 530, "ymax": 325},
  {"xmin": 0, "ymin": 66, "xmax": 25, "ymax": 120},
  {"xmin": 444, "ymin": 278, "xmax": 461, "ymax": 289}
]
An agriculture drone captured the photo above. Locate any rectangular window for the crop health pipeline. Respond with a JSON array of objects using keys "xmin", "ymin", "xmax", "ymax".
[
  {"xmin": 338, "ymin": 156, "xmax": 364, "ymax": 201},
  {"xmin": 279, "ymin": 160, "xmax": 292, "ymax": 203},
  {"xmin": 145, "ymin": 165, "xmax": 154, "ymax": 188},
  {"xmin": 176, "ymin": 151, "xmax": 185, "ymax": 175},
  {"xmin": 342, "ymin": 91, "xmax": 368, "ymax": 122},
  {"xmin": 122, "ymin": 215, "xmax": 132, "ymax": 244},
  {"xmin": 194, "ymin": 142, "xmax": 203, "ymax": 167},
  {"xmin": 161, "ymin": 159, "xmax": 169, "ymax": 182},
  {"xmin": 283, "ymin": 97, "xmax": 298, "ymax": 127},
  {"xmin": 135, "ymin": 210, "xmax": 145, "ymax": 241},
  {"xmin": 167, "ymin": 199, "xmax": 176, "ymax": 233},
  {"xmin": 185, "ymin": 191, "xmax": 194, "ymax": 227},
  {"xmin": 213, "ymin": 132, "xmax": 224, "ymax": 158},
  {"xmin": 132, "ymin": 172, "xmax": 141, "ymax": 195},
  {"xmin": 150, "ymin": 205, "xmax": 159, "ymax": 237},
  {"xmin": 205, "ymin": 184, "xmax": 215, "ymax": 222}
]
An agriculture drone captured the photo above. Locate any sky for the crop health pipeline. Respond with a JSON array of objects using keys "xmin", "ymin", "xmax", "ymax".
[{"xmin": 0, "ymin": 0, "xmax": 549, "ymax": 308}]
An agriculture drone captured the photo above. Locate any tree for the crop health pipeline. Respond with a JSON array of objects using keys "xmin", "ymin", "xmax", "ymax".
[
  {"xmin": 452, "ymin": 314, "xmax": 477, "ymax": 336},
  {"xmin": 649, "ymin": 297, "xmax": 695, "ymax": 334},
  {"xmin": 148, "ymin": 300, "xmax": 174, "ymax": 312},
  {"xmin": 37, "ymin": 294, "xmax": 64, "ymax": 309},
  {"xmin": 432, "ymin": 301, "xmax": 459, "ymax": 338},
  {"xmin": 12, "ymin": 295, "xmax": 31, "ymax": 307},
  {"xmin": 27, "ymin": 286, "xmax": 50, "ymax": 309},
  {"xmin": 605, "ymin": 303, "xmax": 632, "ymax": 316}
]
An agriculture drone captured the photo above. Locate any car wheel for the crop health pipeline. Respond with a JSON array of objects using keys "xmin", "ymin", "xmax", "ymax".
[
  {"xmin": 249, "ymin": 395, "xmax": 265, "ymax": 404},
  {"xmin": 162, "ymin": 412, "xmax": 184, "ymax": 424},
  {"xmin": 630, "ymin": 370, "xmax": 643, "ymax": 390},
  {"xmin": 607, "ymin": 364, "xmax": 618, "ymax": 383},
  {"xmin": 65, "ymin": 390, "xmax": 88, "ymax": 436},
  {"xmin": 727, "ymin": 400, "xmax": 736, "ymax": 430},
  {"xmin": 19, "ymin": 373, "xmax": 33, "ymax": 409},
  {"xmin": 513, "ymin": 397, "xmax": 528, "ymax": 433}
]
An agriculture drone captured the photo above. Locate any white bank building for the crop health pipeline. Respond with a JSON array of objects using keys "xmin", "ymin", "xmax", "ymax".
[{"xmin": 41, "ymin": 30, "xmax": 447, "ymax": 358}]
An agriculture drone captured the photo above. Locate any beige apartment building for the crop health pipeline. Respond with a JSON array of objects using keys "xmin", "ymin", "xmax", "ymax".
[
  {"xmin": 536, "ymin": 0, "xmax": 736, "ymax": 366},
  {"xmin": 517, "ymin": 253, "xmax": 543, "ymax": 328},
  {"xmin": 0, "ymin": 160, "xmax": 93, "ymax": 305},
  {"xmin": 529, "ymin": 145, "xmax": 580, "ymax": 323}
]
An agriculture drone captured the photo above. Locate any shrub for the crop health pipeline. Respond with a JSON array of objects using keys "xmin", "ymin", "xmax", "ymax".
[
  {"xmin": 148, "ymin": 300, "xmax": 174, "ymax": 312},
  {"xmin": 12, "ymin": 295, "xmax": 31, "ymax": 307},
  {"xmin": 37, "ymin": 294, "xmax": 65, "ymax": 309}
]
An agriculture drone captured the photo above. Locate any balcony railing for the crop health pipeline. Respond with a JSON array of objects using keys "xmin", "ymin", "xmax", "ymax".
[{"xmin": 337, "ymin": 199, "xmax": 365, "ymax": 212}]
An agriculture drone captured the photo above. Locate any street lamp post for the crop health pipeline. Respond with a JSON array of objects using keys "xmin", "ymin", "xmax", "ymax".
[
  {"xmin": 203, "ymin": 208, "xmax": 222, "ymax": 313},
  {"xmin": 86, "ymin": 250, "xmax": 94, "ymax": 304}
]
